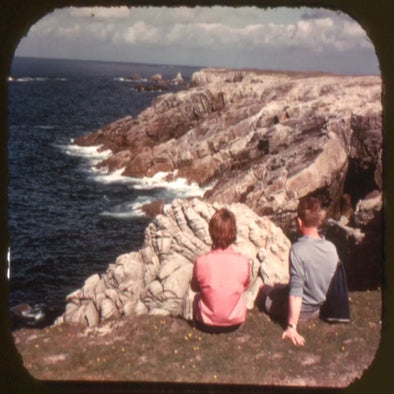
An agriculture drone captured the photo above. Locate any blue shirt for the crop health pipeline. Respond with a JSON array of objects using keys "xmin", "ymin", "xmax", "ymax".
[{"xmin": 289, "ymin": 235, "xmax": 338, "ymax": 311}]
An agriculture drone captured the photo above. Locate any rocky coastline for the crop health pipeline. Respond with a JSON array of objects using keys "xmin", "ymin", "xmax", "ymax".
[{"xmin": 57, "ymin": 68, "xmax": 382, "ymax": 327}]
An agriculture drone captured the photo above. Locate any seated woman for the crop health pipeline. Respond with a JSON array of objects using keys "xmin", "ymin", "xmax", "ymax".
[{"xmin": 191, "ymin": 208, "xmax": 250, "ymax": 333}]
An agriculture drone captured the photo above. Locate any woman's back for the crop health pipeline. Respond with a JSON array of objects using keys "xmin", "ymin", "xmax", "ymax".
[{"xmin": 193, "ymin": 246, "xmax": 250, "ymax": 326}]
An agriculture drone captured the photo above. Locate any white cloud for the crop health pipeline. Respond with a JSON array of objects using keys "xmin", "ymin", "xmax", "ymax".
[
  {"xmin": 27, "ymin": 6, "xmax": 373, "ymax": 54},
  {"xmin": 315, "ymin": 17, "xmax": 334, "ymax": 29},
  {"xmin": 121, "ymin": 21, "xmax": 160, "ymax": 44},
  {"xmin": 16, "ymin": 6, "xmax": 376, "ymax": 72},
  {"xmin": 343, "ymin": 20, "xmax": 366, "ymax": 37},
  {"xmin": 87, "ymin": 23, "xmax": 116, "ymax": 41}
]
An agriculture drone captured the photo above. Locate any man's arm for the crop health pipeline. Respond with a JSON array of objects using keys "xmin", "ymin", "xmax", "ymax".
[{"xmin": 282, "ymin": 295, "xmax": 305, "ymax": 346}]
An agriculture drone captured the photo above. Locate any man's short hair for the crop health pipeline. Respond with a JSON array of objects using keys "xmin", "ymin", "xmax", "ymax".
[
  {"xmin": 209, "ymin": 208, "xmax": 237, "ymax": 249},
  {"xmin": 297, "ymin": 196, "xmax": 324, "ymax": 227}
]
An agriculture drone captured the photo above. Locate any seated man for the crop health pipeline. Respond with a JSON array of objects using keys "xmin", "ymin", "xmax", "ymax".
[{"xmin": 259, "ymin": 196, "xmax": 339, "ymax": 346}]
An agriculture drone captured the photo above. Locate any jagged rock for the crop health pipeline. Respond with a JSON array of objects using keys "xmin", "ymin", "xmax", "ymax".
[
  {"xmin": 324, "ymin": 191, "xmax": 383, "ymax": 290},
  {"xmin": 82, "ymin": 274, "xmax": 101, "ymax": 299},
  {"xmin": 326, "ymin": 219, "xmax": 365, "ymax": 246},
  {"xmin": 149, "ymin": 73, "xmax": 163, "ymax": 82},
  {"xmin": 56, "ymin": 199, "xmax": 290, "ymax": 326},
  {"xmin": 172, "ymin": 72, "xmax": 184, "ymax": 85},
  {"xmin": 10, "ymin": 303, "xmax": 45, "ymax": 327},
  {"xmin": 75, "ymin": 68, "xmax": 382, "ymax": 233},
  {"xmin": 83, "ymin": 300, "xmax": 100, "ymax": 326},
  {"xmin": 354, "ymin": 190, "xmax": 382, "ymax": 228},
  {"xmin": 140, "ymin": 199, "xmax": 164, "ymax": 218},
  {"xmin": 128, "ymin": 74, "xmax": 141, "ymax": 81},
  {"xmin": 100, "ymin": 298, "xmax": 121, "ymax": 321}
]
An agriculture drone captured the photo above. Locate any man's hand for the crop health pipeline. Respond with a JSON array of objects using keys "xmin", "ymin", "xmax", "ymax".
[{"xmin": 282, "ymin": 327, "xmax": 305, "ymax": 346}]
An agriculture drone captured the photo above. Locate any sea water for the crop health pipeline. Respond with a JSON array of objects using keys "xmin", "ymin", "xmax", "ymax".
[{"xmin": 7, "ymin": 57, "xmax": 202, "ymax": 326}]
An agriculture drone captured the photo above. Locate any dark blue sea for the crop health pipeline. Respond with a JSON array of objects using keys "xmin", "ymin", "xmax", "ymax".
[{"xmin": 7, "ymin": 57, "xmax": 202, "ymax": 327}]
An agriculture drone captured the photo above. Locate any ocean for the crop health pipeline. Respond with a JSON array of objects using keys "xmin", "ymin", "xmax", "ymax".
[{"xmin": 7, "ymin": 57, "xmax": 203, "ymax": 327}]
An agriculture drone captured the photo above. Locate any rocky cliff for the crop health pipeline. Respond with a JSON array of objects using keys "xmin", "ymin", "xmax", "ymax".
[
  {"xmin": 63, "ymin": 68, "xmax": 383, "ymax": 326},
  {"xmin": 76, "ymin": 68, "xmax": 382, "ymax": 232}
]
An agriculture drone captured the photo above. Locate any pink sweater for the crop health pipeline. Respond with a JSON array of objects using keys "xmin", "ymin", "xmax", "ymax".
[{"xmin": 192, "ymin": 246, "xmax": 250, "ymax": 326}]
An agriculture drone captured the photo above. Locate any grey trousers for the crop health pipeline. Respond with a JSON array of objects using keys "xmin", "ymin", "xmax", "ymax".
[{"xmin": 261, "ymin": 284, "xmax": 320, "ymax": 322}]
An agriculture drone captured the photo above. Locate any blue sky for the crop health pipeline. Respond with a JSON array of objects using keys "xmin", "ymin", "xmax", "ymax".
[{"xmin": 15, "ymin": 6, "xmax": 379, "ymax": 74}]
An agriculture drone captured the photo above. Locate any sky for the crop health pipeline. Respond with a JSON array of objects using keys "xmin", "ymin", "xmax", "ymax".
[{"xmin": 14, "ymin": 6, "xmax": 380, "ymax": 75}]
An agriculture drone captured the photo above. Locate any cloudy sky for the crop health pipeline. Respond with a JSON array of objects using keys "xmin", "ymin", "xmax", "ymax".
[{"xmin": 15, "ymin": 6, "xmax": 379, "ymax": 74}]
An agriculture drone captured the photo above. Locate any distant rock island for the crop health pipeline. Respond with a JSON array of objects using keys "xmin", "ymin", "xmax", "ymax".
[{"xmin": 58, "ymin": 68, "xmax": 382, "ymax": 326}]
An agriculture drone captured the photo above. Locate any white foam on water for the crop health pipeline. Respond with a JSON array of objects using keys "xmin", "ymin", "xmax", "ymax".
[
  {"xmin": 113, "ymin": 77, "xmax": 147, "ymax": 83},
  {"xmin": 36, "ymin": 125, "xmax": 56, "ymax": 130},
  {"xmin": 97, "ymin": 172, "xmax": 208, "ymax": 218},
  {"xmin": 113, "ymin": 77, "xmax": 132, "ymax": 83},
  {"xmin": 62, "ymin": 143, "xmax": 208, "ymax": 217},
  {"xmin": 8, "ymin": 76, "xmax": 66, "ymax": 82},
  {"xmin": 64, "ymin": 143, "xmax": 112, "ymax": 166},
  {"xmin": 132, "ymin": 171, "xmax": 206, "ymax": 197},
  {"xmin": 9, "ymin": 77, "xmax": 49, "ymax": 82},
  {"xmin": 101, "ymin": 207, "xmax": 146, "ymax": 219},
  {"xmin": 101, "ymin": 197, "xmax": 152, "ymax": 218},
  {"xmin": 91, "ymin": 169, "xmax": 206, "ymax": 197},
  {"xmin": 91, "ymin": 168, "xmax": 132, "ymax": 184}
]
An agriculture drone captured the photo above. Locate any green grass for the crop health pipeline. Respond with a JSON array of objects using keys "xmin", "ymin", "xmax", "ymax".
[{"xmin": 12, "ymin": 289, "xmax": 382, "ymax": 387}]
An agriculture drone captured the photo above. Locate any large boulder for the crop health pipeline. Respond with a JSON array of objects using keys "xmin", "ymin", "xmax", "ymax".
[{"xmin": 55, "ymin": 199, "xmax": 291, "ymax": 326}]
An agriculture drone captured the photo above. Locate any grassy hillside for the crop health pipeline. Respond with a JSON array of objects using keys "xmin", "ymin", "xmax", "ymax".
[{"xmin": 11, "ymin": 289, "xmax": 382, "ymax": 390}]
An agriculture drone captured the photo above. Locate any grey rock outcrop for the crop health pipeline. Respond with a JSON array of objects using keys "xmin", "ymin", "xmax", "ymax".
[
  {"xmin": 65, "ymin": 68, "xmax": 383, "ymax": 326},
  {"xmin": 55, "ymin": 199, "xmax": 291, "ymax": 327},
  {"xmin": 75, "ymin": 68, "xmax": 382, "ymax": 233}
]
